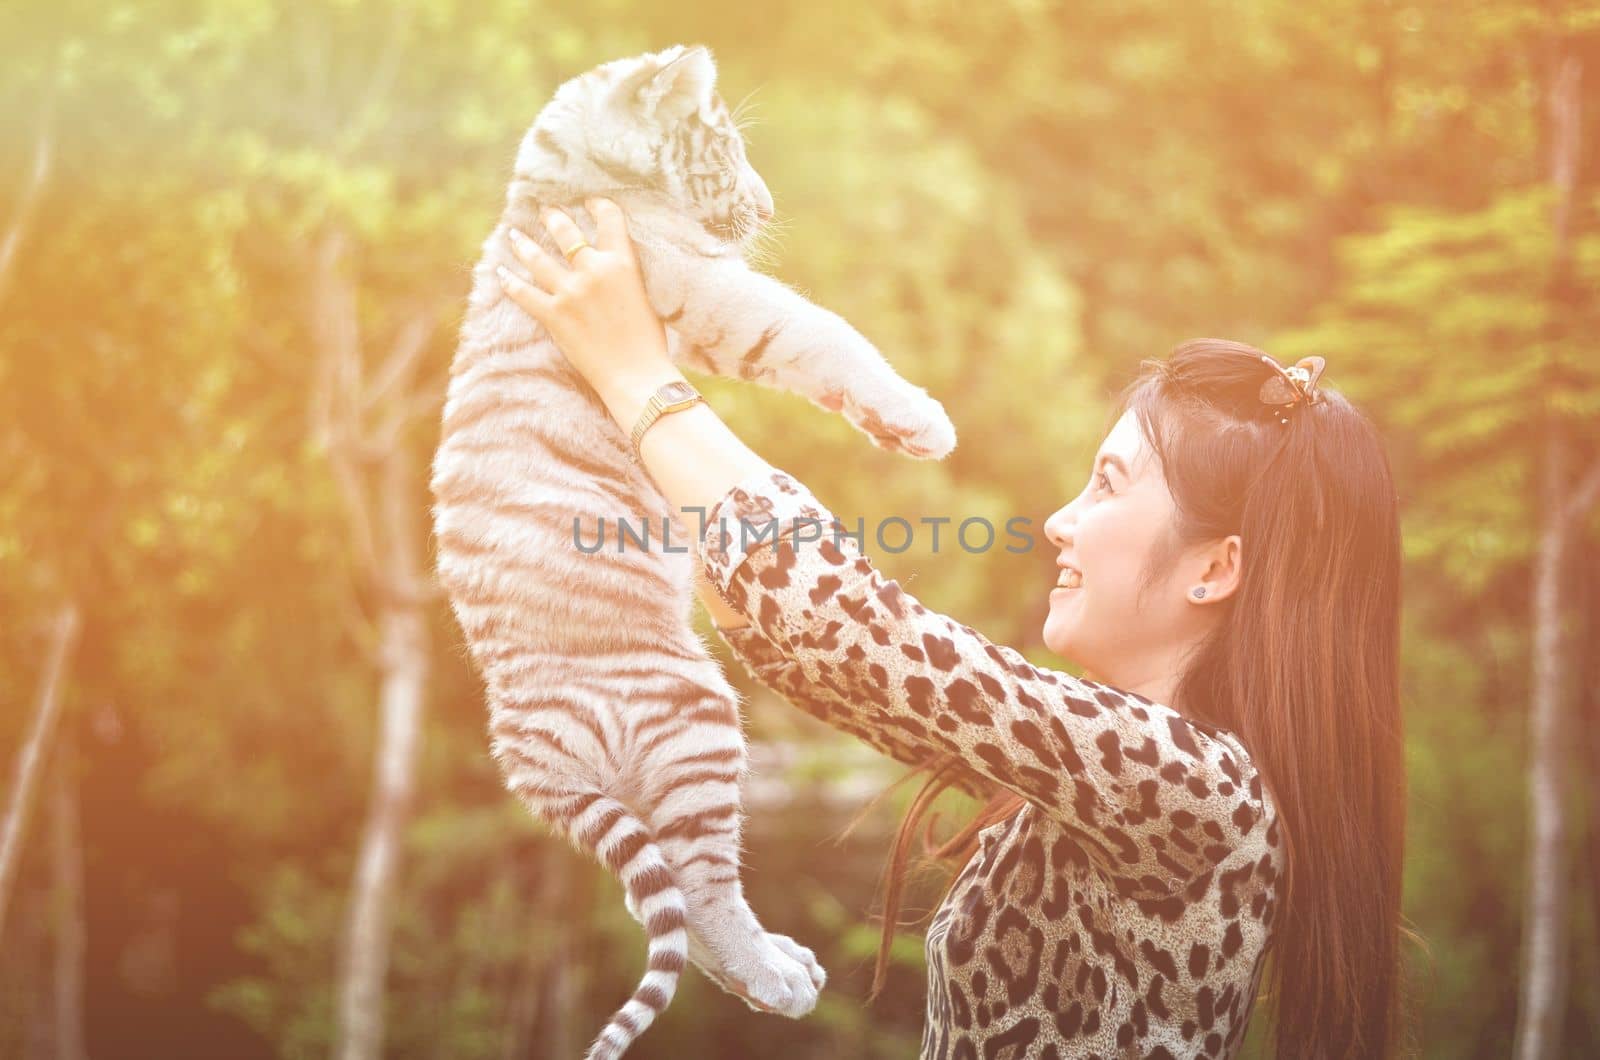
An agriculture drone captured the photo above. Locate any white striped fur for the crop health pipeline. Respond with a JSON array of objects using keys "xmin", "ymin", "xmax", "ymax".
[{"xmin": 431, "ymin": 44, "xmax": 954, "ymax": 1058}]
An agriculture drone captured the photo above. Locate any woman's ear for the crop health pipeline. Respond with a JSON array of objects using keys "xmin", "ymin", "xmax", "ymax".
[{"xmin": 1188, "ymin": 534, "xmax": 1243, "ymax": 605}]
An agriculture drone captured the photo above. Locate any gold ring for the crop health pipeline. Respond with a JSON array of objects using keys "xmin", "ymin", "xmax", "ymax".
[{"xmin": 561, "ymin": 239, "xmax": 591, "ymax": 262}]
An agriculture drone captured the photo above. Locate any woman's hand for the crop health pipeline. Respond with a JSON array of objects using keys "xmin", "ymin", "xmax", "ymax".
[
  {"xmin": 497, "ymin": 197, "xmax": 771, "ymax": 542},
  {"xmin": 497, "ymin": 198, "xmax": 680, "ymax": 424}
]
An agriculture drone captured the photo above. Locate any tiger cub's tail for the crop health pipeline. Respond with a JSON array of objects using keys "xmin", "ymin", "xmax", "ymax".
[{"xmin": 553, "ymin": 790, "xmax": 688, "ymax": 1060}]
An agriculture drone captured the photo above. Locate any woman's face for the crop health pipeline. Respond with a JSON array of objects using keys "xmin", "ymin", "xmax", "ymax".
[{"xmin": 1042, "ymin": 410, "xmax": 1210, "ymax": 693}]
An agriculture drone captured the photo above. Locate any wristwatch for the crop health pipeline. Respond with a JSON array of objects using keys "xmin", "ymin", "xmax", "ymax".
[{"xmin": 630, "ymin": 379, "xmax": 706, "ymax": 457}]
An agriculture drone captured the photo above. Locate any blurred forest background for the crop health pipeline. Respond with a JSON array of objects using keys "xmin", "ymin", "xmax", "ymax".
[{"xmin": 2, "ymin": 1, "xmax": 1599, "ymax": 1057}]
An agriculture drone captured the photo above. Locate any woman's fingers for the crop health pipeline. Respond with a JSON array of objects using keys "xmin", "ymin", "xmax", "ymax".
[
  {"xmin": 587, "ymin": 196, "xmax": 631, "ymax": 255},
  {"xmin": 507, "ymin": 227, "xmax": 567, "ymax": 291},
  {"xmin": 495, "ymin": 263, "xmax": 552, "ymax": 319},
  {"xmin": 539, "ymin": 206, "xmax": 591, "ymax": 263}
]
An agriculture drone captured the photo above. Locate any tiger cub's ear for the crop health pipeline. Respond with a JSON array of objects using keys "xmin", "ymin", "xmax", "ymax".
[{"xmin": 616, "ymin": 44, "xmax": 717, "ymax": 122}]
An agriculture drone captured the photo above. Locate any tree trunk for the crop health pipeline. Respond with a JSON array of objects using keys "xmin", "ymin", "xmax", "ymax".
[
  {"xmin": 496, "ymin": 851, "xmax": 566, "ymax": 1060},
  {"xmin": 310, "ymin": 226, "xmax": 438, "ymax": 1060},
  {"xmin": 0, "ymin": 602, "xmax": 80, "ymax": 936},
  {"xmin": 1515, "ymin": 431, "xmax": 1575, "ymax": 1060},
  {"xmin": 1581, "ymin": 548, "xmax": 1600, "ymax": 1046},
  {"xmin": 1513, "ymin": 42, "xmax": 1588, "ymax": 1060},
  {"xmin": 336, "ymin": 575, "xmax": 429, "ymax": 1060},
  {"xmin": 49, "ymin": 736, "xmax": 88, "ymax": 1060},
  {"xmin": 499, "ymin": 920, "xmax": 544, "ymax": 1060},
  {"xmin": 540, "ymin": 852, "xmax": 590, "ymax": 1060},
  {"xmin": 21, "ymin": 882, "xmax": 53, "ymax": 1060}
]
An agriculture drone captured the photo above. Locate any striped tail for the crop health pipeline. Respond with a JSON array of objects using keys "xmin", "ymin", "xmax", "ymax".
[{"xmin": 559, "ymin": 791, "xmax": 688, "ymax": 1060}]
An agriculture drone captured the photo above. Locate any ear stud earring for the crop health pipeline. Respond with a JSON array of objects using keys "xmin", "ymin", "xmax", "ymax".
[{"xmin": 1192, "ymin": 587, "xmax": 1207, "ymax": 600}]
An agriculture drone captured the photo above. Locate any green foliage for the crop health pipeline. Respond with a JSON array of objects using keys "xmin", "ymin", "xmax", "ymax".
[{"xmin": 2, "ymin": 0, "xmax": 1597, "ymax": 1056}]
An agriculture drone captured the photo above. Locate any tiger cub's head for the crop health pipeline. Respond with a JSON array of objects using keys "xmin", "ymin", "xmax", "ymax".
[{"xmin": 516, "ymin": 44, "xmax": 773, "ymax": 246}]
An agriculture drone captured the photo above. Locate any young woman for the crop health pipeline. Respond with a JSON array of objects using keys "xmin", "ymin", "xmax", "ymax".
[{"xmin": 495, "ymin": 198, "xmax": 1415, "ymax": 1058}]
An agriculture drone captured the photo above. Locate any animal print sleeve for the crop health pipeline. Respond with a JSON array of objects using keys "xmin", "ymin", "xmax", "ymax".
[
  {"xmin": 712, "ymin": 621, "xmax": 993, "ymax": 801},
  {"xmin": 699, "ymin": 466, "xmax": 1269, "ymax": 895}
]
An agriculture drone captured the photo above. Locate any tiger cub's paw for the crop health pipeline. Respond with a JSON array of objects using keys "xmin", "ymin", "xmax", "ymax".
[
  {"xmin": 767, "ymin": 932, "xmax": 826, "ymax": 993},
  {"xmin": 695, "ymin": 929, "xmax": 823, "ymax": 1018},
  {"xmin": 826, "ymin": 381, "xmax": 957, "ymax": 460},
  {"xmin": 730, "ymin": 933, "xmax": 823, "ymax": 1018}
]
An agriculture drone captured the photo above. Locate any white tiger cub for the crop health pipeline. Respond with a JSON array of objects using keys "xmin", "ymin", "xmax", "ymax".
[{"xmin": 429, "ymin": 43, "xmax": 956, "ymax": 1059}]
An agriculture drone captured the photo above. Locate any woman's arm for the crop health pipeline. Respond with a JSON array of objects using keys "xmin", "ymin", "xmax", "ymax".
[
  {"xmin": 713, "ymin": 618, "xmax": 992, "ymax": 800},
  {"xmin": 506, "ymin": 200, "xmax": 988, "ymax": 794},
  {"xmin": 700, "ymin": 558, "xmax": 991, "ymax": 799},
  {"xmin": 695, "ymin": 565, "xmax": 749, "ymax": 630},
  {"xmin": 697, "ymin": 465, "xmax": 1267, "ymax": 897},
  {"xmin": 498, "ymin": 202, "xmax": 1266, "ymax": 895}
]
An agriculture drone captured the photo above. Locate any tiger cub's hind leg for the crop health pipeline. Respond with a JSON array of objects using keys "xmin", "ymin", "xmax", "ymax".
[{"xmin": 631, "ymin": 673, "xmax": 825, "ymax": 1016}]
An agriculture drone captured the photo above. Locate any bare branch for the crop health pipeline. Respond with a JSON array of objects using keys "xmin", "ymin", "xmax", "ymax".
[
  {"xmin": 335, "ymin": 2, "xmax": 418, "ymax": 159},
  {"xmin": 1568, "ymin": 456, "xmax": 1600, "ymax": 526},
  {"xmin": 328, "ymin": 443, "xmax": 386, "ymax": 592},
  {"xmin": 376, "ymin": 574, "xmax": 442, "ymax": 610},
  {"xmin": 0, "ymin": 73, "xmax": 60, "ymax": 308},
  {"xmin": 362, "ymin": 310, "xmax": 436, "ymax": 418},
  {"xmin": 335, "ymin": 578, "xmax": 383, "ymax": 666},
  {"xmin": 1547, "ymin": 54, "xmax": 1581, "ymax": 269},
  {"xmin": 0, "ymin": 601, "xmax": 80, "ymax": 934},
  {"xmin": 307, "ymin": 231, "xmax": 353, "ymax": 450},
  {"xmin": 285, "ymin": 4, "xmax": 335, "ymax": 144},
  {"xmin": 237, "ymin": 328, "xmax": 305, "ymax": 391},
  {"xmin": 404, "ymin": 387, "xmax": 444, "ymax": 425},
  {"xmin": 307, "ymin": 229, "xmax": 388, "ymax": 591},
  {"xmin": 375, "ymin": 438, "xmax": 428, "ymax": 599},
  {"xmin": 365, "ymin": 394, "xmax": 437, "ymax": 457}
]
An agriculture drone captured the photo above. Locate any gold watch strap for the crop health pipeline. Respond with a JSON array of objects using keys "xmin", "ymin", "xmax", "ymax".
[{"xmin": 630, "ymin": 379, "xmax": 706, "ymax": 456}]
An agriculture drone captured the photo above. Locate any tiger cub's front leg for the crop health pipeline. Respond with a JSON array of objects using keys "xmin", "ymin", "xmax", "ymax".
[{"xmin": 642, "ymin": 243, "xmax": 956, "ymax": 460}]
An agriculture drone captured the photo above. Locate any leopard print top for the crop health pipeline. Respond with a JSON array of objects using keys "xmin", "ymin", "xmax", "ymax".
[{"xmin": 699, "ymin": 466, "xmax": 1284, "ymax": 1060}]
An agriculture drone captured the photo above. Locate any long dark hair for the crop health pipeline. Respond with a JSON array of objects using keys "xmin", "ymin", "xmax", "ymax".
[{"xmin": 867, "ymin": 339, "xmax": 1424, "ymax": 1058}]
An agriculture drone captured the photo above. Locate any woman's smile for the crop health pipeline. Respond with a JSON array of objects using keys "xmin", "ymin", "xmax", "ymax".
[{"xmin": 1050, "ymin": 565, "xmax": 1083, "ymax": 603}]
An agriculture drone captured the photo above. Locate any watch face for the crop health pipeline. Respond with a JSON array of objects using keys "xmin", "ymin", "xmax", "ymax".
[{"xmin": 661, "ymin": 381, "xmax": 695, "ymax": 402}]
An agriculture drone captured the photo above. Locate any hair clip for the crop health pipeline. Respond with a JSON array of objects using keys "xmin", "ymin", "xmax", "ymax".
[{"xmin": 1258, "ymin": 355, "xmax": 1326, "ymax": 423}]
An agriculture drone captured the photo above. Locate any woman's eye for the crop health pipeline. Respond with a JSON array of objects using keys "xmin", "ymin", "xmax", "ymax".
[{"xmin": 1095, "ymin": 471, "xmax": 1113, "ymax": 493}]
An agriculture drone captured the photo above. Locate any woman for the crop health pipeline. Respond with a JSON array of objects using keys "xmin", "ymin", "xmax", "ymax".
[{"xmin": 495, "ymin": 198, "xmax": 1415, "ymax": 1058}]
